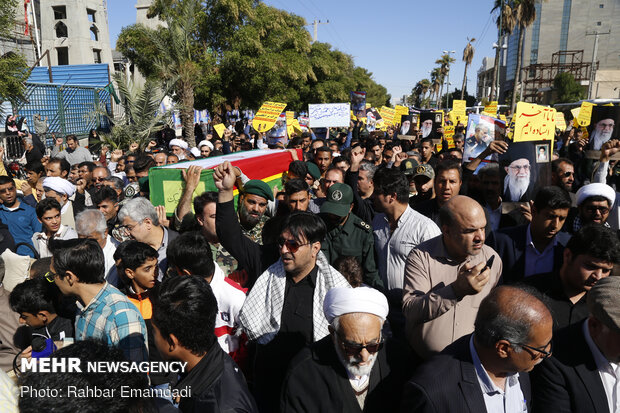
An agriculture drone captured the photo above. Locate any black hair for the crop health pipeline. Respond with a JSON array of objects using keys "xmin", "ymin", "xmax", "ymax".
[
  {"xmin": 580, "ymin": 194, "xmax": 612, "ymax": 207},
  {"xmin": 288, "ymin": 137, "xmax": 303, "ymax": 148},
  {"xmin": 47, "ymin": 157, "xmax": 71, "ymax": 176},
  {"xmin": 193, "ymin": 191, "xmax": 219, "ymax": 219},
  {"xmin": 78, "ymin": 161, "xmax": 95, "ymax": 172},
  {"xmin": 551, "ymin": 157, "xmax": 573, "ymax": 173},
  {"xmin": 435, "ymin": 160, "xmax": 462, "ymax": 181},
  {"xmin": 25, "ymin": 160, "xmax": 44, "ymax": 175},
  {"xmin": 65, "ymin": 134, "xmax": 78, "ymax": 142},
  {"xmin": 315, "ymin": 146, "xmax": 332, "ymax": 156},
  {"xmin": 285, "ymin": 178, "xmax": 309, "ymax": 196},
  {"xmin": 532, "ymin": 186, "xmax": 572, "ymax": 211},
  {"xmin": 166, "ymin": 231, "xmax": 215, "ymax": 277},
  {"xmin": 133, "ymin": 154, "xmax": 156, "ymax": 174},
  {"xmin": 372, "ymin": 166, "xmax": 409, "ymax": 203},
  {"xmin": 30, "ymin": 257, "xmax": 52, "ymax": 279},
  {"xmin": 50, "ymin": 238, "xmax": 105, "ymax": 284},
  {"xmin": 115, "ymin": 241, "xmax": 159, "ymax": 288},
  {"xmin": 92, "ymin": 186, "xmax": 119, "ymax": 206},
  {"xmin": 281, "ymin": 211, "xmax": 326, "ymax": 244},
  {"xmin": 35, "ymin": 197, "xmax": 61, "ymax": 219},
  {"xmin": 566, "ymin": 224, "xmax": 620, "ymax": 264},
  {"xmin": 288, "ymin": 160, "xmax": 308, "ymax": 178},
  {"xmin": 18, "ymin": 339, "xmax": 155, "ymax": 413},
  {"xmin": 420, "ymin": 137, "xmax": 434, "ymax": 146},
  {"xmin": 9, "ymin": 277, "xmax": 58, "ymax": 315},
  {"xmin": 0, "ymin": 176, "xmax": 15, "ymax": 187},
  {"xmin": 332, "ymin": 156, "xmax": 350, "ymax": 167},
  {"xmin": 333, "ymin": 256, "xmax": 363, "ymax": 288},
  {"xmin": 152, "ymin": 275, "xmax": 218, "ymax": 355}
]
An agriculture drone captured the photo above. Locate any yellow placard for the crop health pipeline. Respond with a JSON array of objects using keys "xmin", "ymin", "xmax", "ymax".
[
  {"xmin": 577, "ymin": 102, "xmax": 595, "ymax": 126},
  {"xmin": 499, "ymin": 114, "xmax": 507, "ymax": 122},
  {"xmin": 555, "ymin": 112, "xmax": 567, "ymax": 131},
  {"xmin": 513, "ymin": 102, "xmax": 556, "ymax": 142},
  {"xmin": 444, "ymin": 125, "xmax": 455, "ymax": 139},
  {"xmin": 380, "ymin": 106, "xmax": 395, "ymax": 125},
  {"xmin": 365, "ymin": 103, "xmax": 371, "ymax": 109},
  {"xmin": 252, "ymin": 101, "xmax": 287, "ymax": 132},
  {"xmin": 213, "ymin": 123, "xmax": 226, "ymax": 138},
  {"xmin": 394, "ymin": 105, "xmax": 409, "ymax": 124},
  {"xmin": 350, "ymin": 110, "xmax": 356, "ymax": 121},
  {"xmin": 290, "ymin": 118, "xmax": 302, "ymax": 134},
  {"xmin": 163, "ymin": 180, "xmax": 206, "ymax": 214},
  {"xmin": 453, "ymin": 100, "xmax": 466, "ymax": 114},
  {"xmin": 605, "ymin": 103, "xmax": 615, "ymax": 106},
  {"xmin": 484, "ymin": 101, "xmax": 498, "ymax": 117}
]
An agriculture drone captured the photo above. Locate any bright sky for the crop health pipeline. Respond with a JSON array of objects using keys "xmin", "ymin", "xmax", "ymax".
[{"xmin": 107, "ymin": 0, "xmax": 499, "ymax": 105}]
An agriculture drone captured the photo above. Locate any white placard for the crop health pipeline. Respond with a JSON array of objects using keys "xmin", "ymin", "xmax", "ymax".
[{"xmin": 308, "ymin": 103, "xmax": 351, "ymax": 128}]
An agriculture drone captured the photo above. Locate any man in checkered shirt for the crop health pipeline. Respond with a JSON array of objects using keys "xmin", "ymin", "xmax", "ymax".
[{"xmin": 50, "ymin": 238, "xmax": 148, "ymax": 362}]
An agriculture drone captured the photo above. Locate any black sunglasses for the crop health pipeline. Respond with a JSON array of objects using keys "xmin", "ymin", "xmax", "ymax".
[
  {"xmin": 277, "ymin": 238, "xmax": 310, "ymax": 253},
  {"xmin": 338, "ymin": 333, "xmax": 384, "ymax": 356}
]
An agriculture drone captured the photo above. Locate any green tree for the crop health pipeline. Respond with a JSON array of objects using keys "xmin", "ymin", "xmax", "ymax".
[
  {"xmin": 553, "ymin": 72, "xmax": 586, "ymax": 104},
  {"xmin": 0, "ymin": 52, "xmax": 28, "ymax": 109},
  {"xmin": 0, "ymin": 0, "xmax": 18, "ymax": 38},
  {"xmin": 461, "ymin": 38, "xmax": 476, "ymax": 100},
  {"xmin": 435, "ymin": 53, "xmax": 455, "ymax": 108}
]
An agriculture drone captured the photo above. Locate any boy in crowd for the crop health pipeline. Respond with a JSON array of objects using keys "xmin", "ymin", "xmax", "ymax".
[
  {"xmin": 9, "ymin": 277, "xmax": 73, "ymax": 353},
  {"xmin": 32, "ymin": 198, "xmax": 78, "ymax": 258}
]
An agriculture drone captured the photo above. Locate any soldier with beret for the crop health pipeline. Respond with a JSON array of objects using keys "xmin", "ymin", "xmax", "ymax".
[
  {"xmin": 319, "ymin": 183, "xmax": 382, "ymax": 290},
  {"xmin": 239, "ymin": 180, "xmax": 274, "ymax": 244}
]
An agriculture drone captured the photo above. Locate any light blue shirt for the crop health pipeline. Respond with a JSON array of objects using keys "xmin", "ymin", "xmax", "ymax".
[{"xmin": 469, "ymin": 336, "xmax": 528, "ymax": 413}]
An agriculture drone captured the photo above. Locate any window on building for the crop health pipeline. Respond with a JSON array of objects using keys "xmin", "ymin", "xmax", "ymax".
[
  {"xmin": 597, "ymin": 21, "xmax": 602, "ymax": 26},
  {"xmin": 55, "ymin": 22, "xmax": 68, "ymax": 38},
  {"xmin": 53, "ymin": 6, "xmax": 67, "ymax": 20},
  {"xmin": 57, "ymin": 47, "xmax": 69, "ymax": 65},
  {"xmin": 90, "ymin": 25, "xmax": 98, "ymax": 41},
  {"xmin": 87, "ymin": 9, "xmax": 96, "ymax": 22},
  {"xmin": 600, "ymin": 4, "xmax": 604, "ymax": 8},
  {"xmin": 93, "ymin": 49, "xmax": 102, "ymax": 64}
]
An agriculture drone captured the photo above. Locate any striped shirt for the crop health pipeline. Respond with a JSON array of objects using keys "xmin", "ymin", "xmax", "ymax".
[
  {"xmin": 372, "ymin": 206, "xmax": 441, "ymax": 290},
  {"xmin": 75, "ymin": 283, "xmax": 149, "ymax": 362}
]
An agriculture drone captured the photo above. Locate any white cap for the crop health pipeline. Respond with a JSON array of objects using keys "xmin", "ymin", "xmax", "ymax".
[
  {"xmin": 323, "ymin": 286, "xmax": 389, "ymax": 324},
  {"xmin": 198, "ymin": 140, "xmax": 214, "ymax": 150},
  {"xmin": 169, "ymin": 138, "xmax": 188, "ymax": 150},
  {"xmin": 43, "ymin": 177, "xmax": 76, "ymax": 197},
  {"xmin": 576, "ymin": 183, "xmax": 616, "ymax": 206}
]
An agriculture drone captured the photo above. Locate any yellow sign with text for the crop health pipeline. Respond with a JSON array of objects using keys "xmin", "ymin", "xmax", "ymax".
[
  {"xmin": 453, "ymin": 100, "xmax": 466, "ymax": 115},
  {"xmin": 163, "ymin": 180, "xmax": 206, "ymax": 214},
  {"xmin": 555, "ymin": 112, "xmax": 567, "ymax": 131},
  {"xmin": 484, "ymin": 101, "xmax": 498, "ymax": 117},
  {"xmin": 252, "ymin": 101, "xmax": 287, "ymax": 132},
  {"xmin": 513, "ymin": 102, "xmax": 556, "ymax": 142},
  {"xmin": 577, "ymin": 102, "xmax": 595, "ymax": 127},
  {"xmin": 394, "ymin": 105, "xmax": 409, "ymax": 124},
  {"xmin": 213, "ymin": 123, "xmax": 226, "ymax": 139},
  {"xmin": 380, "ymin": 106, "xmax": 395, "ymax": 125}
]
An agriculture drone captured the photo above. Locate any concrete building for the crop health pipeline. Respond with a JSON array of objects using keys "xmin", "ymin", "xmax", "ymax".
[
  {"xmin": 39, "ymin": 0, "xmax": 114, "ymax": 69},
  {"xmin": 477, "ymin": 57, "xmax": 495, "ymax": 101},
  {"xmin": 500, "ymin": 0, "xmax": 620, "ymax": 103}
]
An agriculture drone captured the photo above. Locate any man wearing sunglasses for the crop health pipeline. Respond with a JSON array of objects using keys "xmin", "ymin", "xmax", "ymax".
[
  {"xmin": 551, "ymin": 158, "xmax": 576, "ymax": 205},
  {"xmin": 567, "ymin": 182, "xmax": 616, "ymax": 234},
  {"xmin": 532, "ymin": 276, "xmax": 620, "ymax": 412},
  {"xmin": 214, "ymin": 161, "xmax": 349, "ymax": 412},
  {"xmin": 281, "ymin": 286, "xmax": 410, "ymax": 413},
  {"xmin": 403, "ymin": 286, "xmax": 553, "ymax": 412}
]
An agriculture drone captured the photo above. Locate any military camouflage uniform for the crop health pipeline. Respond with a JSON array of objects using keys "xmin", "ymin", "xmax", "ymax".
[{"xmin": 240, "ymin": 214, "xmax": 268, "ymax": 245}]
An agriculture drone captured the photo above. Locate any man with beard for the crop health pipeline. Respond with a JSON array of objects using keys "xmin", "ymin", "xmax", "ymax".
[
  {"xmin": 402, "ymin": 286, "xmax": 552, "ymax": 412},
  {"xmin": 238, "ymin": 180, "xmax": 273, "ymax": 244},
  {"xmin": 346, "ymin": 146, "xmax": 378, "ymax": 224},
  {"xmin": 415, "ymin": 161, "xmax": 462, "ymax": 225},
  {"xmin": 551, "ymin": 157, "xmax": 576, "ymax": 205},
  {"xmin": 400, "ymin": 119, "xmax": 411, "ymax": 136},
  {"xmin": 524, "ymin": 225, "xmax": 619, "ymax": 331},
  {"xmin": 566, "ymin": 182, "xmax": 616, "ymax": 234},
  {"xmin": 408, "ymin": 164, "xmax": 435, "ymax": 208},
  {"xmin": 319, "ymin": 183, "xmax": 381, "ymax": 290},
  {"xmin": 421, "ymin": 118, "xmax": 434, "ymax": 138},
  {"xmin": 464, "ymin": 124, "xmax": 492, "ymax": 161},
  {"xmin": 477, "ymin": 163, "xmax": 519, "ymax": 231},
  {"xmin": 589, "ymin": 117, "xmax": 615, "ymax": 150},
  {"xmin": 490, "ymin": 186, "xmax": 571, "ymax": 284},
  {"xmin": 0, "ymin": 176, "xmax": 41, "ymax": 257},
  {"xmin": 281, "ymin": 287, "xmax": 411, "ymax": 413},
  {"xmin": 504, "ymin": 157, "xmax": 533, "ymax": 202}
]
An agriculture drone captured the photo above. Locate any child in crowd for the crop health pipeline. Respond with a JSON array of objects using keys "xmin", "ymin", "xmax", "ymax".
[{"xmin": 9, "ymin": 277, "xmax": 74, "ymax": 353}]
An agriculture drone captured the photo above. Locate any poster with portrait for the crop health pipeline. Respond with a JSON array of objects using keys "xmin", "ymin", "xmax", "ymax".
[
  {"xmin": 463, "ymin": 114, "xmax": 506, "ymax": 163},
  {"xmin": 365, "ymin": 108, "xmax": 382, "ymax": 132},
  {"xmin": 267, "ymin": 113, "xmax": 288, "ymax": 146},
  {"xmin": 587, "ymin": 105, "xmax": 620, "ymax": 150},
  {"xmin": 398, "ymin": 115, "xmax": 417, "ymax": 139},
  {"xmin": 350, "ymin": 91, "xmax": 367, "ymax": 119},
  {"xmin": 419, "ymin": 111, "xmax": 443, "ymax": 140},
  {"xmin": 499, "ymin": 140, "xmax": 551, "ymax": 204}
]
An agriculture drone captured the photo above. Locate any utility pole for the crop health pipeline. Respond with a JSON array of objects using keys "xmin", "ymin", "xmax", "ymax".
[
  {"xmin": 586, "ymin": 30, "xmax": 610, "ymax": 100},
  {"xmin": 312, "ymin": 20, "xmax": 329, "ymax": 43}
]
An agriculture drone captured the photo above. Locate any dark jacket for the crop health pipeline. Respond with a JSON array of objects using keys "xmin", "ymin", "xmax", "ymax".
[
  {"xmin": 174, "ymin": 342, "xmax": 258, "ymax": 413},
  {"xmin": 488, "ymin": 224, "xmax": 571, "ymax": 284},
  {"xmin": 281, "ymin": 335, "xmax": 412, "ymax": 413},
  {"xmin": 401, "ymin": 335, "xmax": 532, "ymax": 413},
  {"xmin": 344, "ymin": 170, "xmax": 376, "ymax": 224},
  {"xmin": 531, "ymin": 322, "xmax": 609, "ymax": 413}
]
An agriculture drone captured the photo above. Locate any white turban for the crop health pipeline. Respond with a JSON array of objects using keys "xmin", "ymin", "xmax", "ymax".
[
  {"xmin": 323, "ymin": 287, "xmax": 389, "ymax": 324},
  {"xmin": 576, "ymin": 183, "xmax": 616, "ymax": 206},
  {"xmin": 190, "ymin": 147, "xmax": 200, "ymax": 157},
  {"xmin": 43, "ymin": 177, "xmax": 76, "ymax": 197},
  {"xmin": 198, "ymin": 140, "xmax": 214, "ymax": 150},
  {"xmin": 169, "ymin": 138, "xmax": 188, "ymax": 150}
]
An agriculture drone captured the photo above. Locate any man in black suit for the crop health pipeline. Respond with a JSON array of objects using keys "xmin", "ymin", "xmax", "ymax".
[
  {"xmin": 531, "ymin": 276, "xmax": 620, "ymax": 413},
  {"xmin": 401, "ymin": 285, "xmax": 553, "ymax": 412},
  {"xmin": 489, "ymin": 186, "xmax": 572, "ymax": 284}
]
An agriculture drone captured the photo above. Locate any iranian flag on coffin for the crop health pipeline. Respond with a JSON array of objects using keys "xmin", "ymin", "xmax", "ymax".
[{"xmin": 150, "ymin": 149, "xmax": 300, "ymax": 214}]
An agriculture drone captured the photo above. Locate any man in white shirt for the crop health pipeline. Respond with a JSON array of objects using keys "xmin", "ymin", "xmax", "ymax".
[
  {"xmin": 75, "ymin": 209, "xmax": 118, "ymax": 287},
  {"xmin": 532, "ymin": 276, "xmax": 620, "ymax": 413},
  {"xmin": 32, "ymin": 198, "xmax": 77, "ymax": 258}
]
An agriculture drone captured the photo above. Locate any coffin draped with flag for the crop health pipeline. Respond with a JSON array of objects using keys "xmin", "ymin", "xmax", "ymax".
[{"xmin": 149, "ymin": 149, "xmax": 300, "ymax": 214}]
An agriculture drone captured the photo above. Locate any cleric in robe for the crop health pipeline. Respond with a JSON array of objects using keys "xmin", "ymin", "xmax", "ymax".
[
  {"xmin": 587, "ymin": 105, "xmax": 620, "ymax": 150},
  {"xmin": 280, "ymin": 287, "xmax": 412, "ymax": 413},
  {"xmin": 500, "ymin": 142, "xmax": 538, "ymax": 203},
  {"xmin": 419, "ymin": 111, "xmax": 441, "ymax": 139}
]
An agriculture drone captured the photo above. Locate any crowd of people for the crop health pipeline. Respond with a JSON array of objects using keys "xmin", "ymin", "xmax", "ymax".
[{"xmin": 0, "ymin": 114, "xmax": 619, "ymax": 413}]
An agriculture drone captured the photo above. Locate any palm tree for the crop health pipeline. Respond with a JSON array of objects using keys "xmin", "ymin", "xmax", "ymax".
[
  {"xmin": 510, "ymin": 0, "xmax": 539, "ymax": 113},
  {"xmin": 461, "ymin": 38, "xmax": 476, "ymax": 100},
  {"xmin": 490, "ymin": 0, "xmax": 516, "ymax": 101},
  {"xmin": 435, "ymin": 53, "xmax": 456, "ymax": 109},
  {"xmin": 420, "ymin": 78, "xmax": 431, "ymax": 108},
  {"xmin": 146, "ymin": 0, "xmax": 202, "ymax": 147},
  {"xmin": 430, "ymin": 68, "xmax": 442, "ymax": 108},
  {"xmin": 90, "ymin": 72, "xmax": 171, "ymax": 149}
]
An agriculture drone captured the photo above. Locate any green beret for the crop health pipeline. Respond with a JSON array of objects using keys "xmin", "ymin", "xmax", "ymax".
[
  {"xmin": 305, "ymin": 162, "xmax": 321, "ymax": 180},
  {"xmin": 243, "ymin": 180, "xmax": 273, "ymax": 201}
]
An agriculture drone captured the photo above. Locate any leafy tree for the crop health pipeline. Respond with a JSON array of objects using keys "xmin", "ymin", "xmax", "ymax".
[
  {"xmin": 0, "ymin": 52, "xmax": 28, "ymax": 109},
  {"xmin": 553, "ymin": 72, "xmax": 586, "ymax": 104},
  {"xmin": 461, "ymin": 38, "xmax": 475, "ymax": 100},
  {"xmin": 0, "ymin": 0, "xmax": 18, "ymax": 39}
]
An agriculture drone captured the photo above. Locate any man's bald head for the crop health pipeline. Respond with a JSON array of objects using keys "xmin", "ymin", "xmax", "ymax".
[
  {"xmin": 440, "ymin": 195, "xmax": 484, "ymax": 227},
  {"xmin": 475, "ymin": 285, "xmax": 552, "ymax": 350},
  {"xmin": 439, "ymin": 196, "xmax": 487, "ymax": 260}
]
